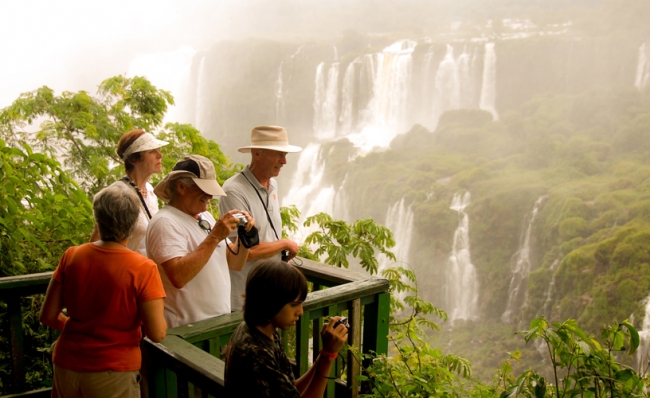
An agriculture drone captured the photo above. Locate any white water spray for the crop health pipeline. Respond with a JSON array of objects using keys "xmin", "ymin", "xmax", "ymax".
[
  {"xmin": 635, "ymin": 43, "xmax": 650, "ymax": 91},
  {"xmin": 479, "ymin": 42, "xmax": 499, "ymax": 120},
  {"xmin": 502, "ymin": 195, "xmax": 546, "ymax": 323},
  {"xmin": 446, "ymin": 192, "xmax": 479, "ymax": 321}
]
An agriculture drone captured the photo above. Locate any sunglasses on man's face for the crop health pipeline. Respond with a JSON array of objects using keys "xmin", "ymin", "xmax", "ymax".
[{"xmin": 198, "ymin": 217, "xmax": 211, "ymax": 234}]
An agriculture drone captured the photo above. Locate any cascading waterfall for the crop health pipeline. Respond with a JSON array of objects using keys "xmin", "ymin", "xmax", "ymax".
[
  {"xmin": 275, "ymin": 62, "xmax": 285, "ymax": 125},
  {"xmin": 541, "ymin": 259, "xmax": 560, "ymax": 317},
  {"xmin": 636, "ymin": 294, "xmax": 650, "ymax": 371},
  {"xmin": 286, "ymin": 40, "xmax": 417, "ymax": 225},
  {"xmin": 446, "ymin": 192, "xmax": 479, "ymax": 321},
  {"xmin": 338, "ymin": 58, "xmax": 360, "ymax": 136},
  {"xmin": 126, "ymin": 46, "xmax": 198, "ymax": 125},
  {"xmin": 312, "ymin": 61, "xmax": 340, "ymax": 140},
  {"xmin": 377, "ymin": 198, "xmax": 414, "ymax": 301},
  {"xmin": 635, "ymin": 43, "xmax": 650, "ymax": 91},
  {"xmin": 501, "ymin": 195, "xmax": 546, "ymax": 323},
  {"xmin": 431, "ymin": 45, "xmax": 461, "ymax": 127},
  {"xmin": 479, "ymin": 42, "xmax": 499, "ymax": 120},
  {"xmin": 285, "ymin": 143, "xmax": 329, "ymax": 219},
  {"xmin": 420, "ymin": 46, "xmax": 437, "ymax": 127},
  {"xmin": 345, "ymin": 40, "xmax": 416, "ymax": 153},
  {"xmin": 378, "ymin": 198, "xmax": 414, "ymax": 271}
]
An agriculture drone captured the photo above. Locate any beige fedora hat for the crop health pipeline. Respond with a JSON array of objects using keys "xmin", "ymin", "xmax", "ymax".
[
  {"xmin": 154, "ymin": 155, "xmax": 226, "ymax": 203},
  {"xmin": 237, "ymin": 125, "xmax": 302, "ymax": 153}
]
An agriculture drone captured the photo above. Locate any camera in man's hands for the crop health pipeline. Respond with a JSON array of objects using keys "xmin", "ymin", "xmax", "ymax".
[
  {"xmin": 334, "ymin": 316, "xmax": 349, "ymax": 329},
  {"xmin": 233, "ymin": 213, "xmax": 248, "ymax": 227}
]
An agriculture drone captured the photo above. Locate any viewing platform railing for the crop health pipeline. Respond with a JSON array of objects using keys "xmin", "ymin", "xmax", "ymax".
[{"xmin": 0, "ymin": 258, "xmax": 390, "ymax": 398}]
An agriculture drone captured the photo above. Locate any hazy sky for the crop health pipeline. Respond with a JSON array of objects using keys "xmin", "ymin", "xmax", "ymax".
[
  {"xmin": 0, "ymin": 0, "xmax": 365, "ymax": 110},
  {"xmin": 0, "ymin": 0, "xmax": 263, "ymax": 108}
]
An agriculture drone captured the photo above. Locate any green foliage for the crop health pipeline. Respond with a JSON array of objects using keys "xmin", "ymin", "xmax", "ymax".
[
  {"xmin": 510, "ymin": 317, "xmax": 647, "ymax": 397},
  {"xmin": 0, "ymin": 76, "xmax": 237, "ymax": 199},
  {"xmin": 0, "ymin": 76, "xmax": 239, "ymax": 394},
  {"xmin": 0, "ymin": 139, "xmax": 93, "ymax": 276},
  {"xmin": 303, "ymin": 212, "xmax": 396, "ymax": 273}
]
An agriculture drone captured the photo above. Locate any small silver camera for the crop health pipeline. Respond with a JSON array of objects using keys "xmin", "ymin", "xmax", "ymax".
[
  {"xmin": 334, "ymin": 316, "xmax": 349, "ymax": 329},
  {"xmin": 233, "ymin": 213, "xmax": 248, "ymax": 227}
]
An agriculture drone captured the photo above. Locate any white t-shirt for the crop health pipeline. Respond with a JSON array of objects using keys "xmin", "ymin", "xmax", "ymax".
[{"xmin": 146, "ymin": 205, "xmax": 231, "ymax": 329}]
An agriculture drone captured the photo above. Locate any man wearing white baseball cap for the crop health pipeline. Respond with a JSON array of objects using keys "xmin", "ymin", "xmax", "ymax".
[
  {"xmin": 219, "ymin": 126, "xmax": 303, "ymax": 312},
  {"xmin": 147, "ymin": 155, "xmax": 256, "ymax": 328}
]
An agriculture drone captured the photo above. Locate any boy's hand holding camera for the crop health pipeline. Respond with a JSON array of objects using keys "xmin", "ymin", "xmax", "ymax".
[{"xmin": 320, "ymin": 316, "xmax": 349, "ymax": 359}]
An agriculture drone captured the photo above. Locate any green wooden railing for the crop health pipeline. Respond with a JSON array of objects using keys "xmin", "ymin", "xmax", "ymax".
[
  {"xmin": 0, "ymin": 271, "xmax": 53, "ymax": 397},
  {"xmin": 0, "ymin": 258, "xmax": 390, "ymax": 398}
]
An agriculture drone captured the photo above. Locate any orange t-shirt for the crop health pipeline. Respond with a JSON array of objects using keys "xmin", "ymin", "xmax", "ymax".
[{"xmin": 52, "ymin": 243, "xmax": 165, "ymax": 372}]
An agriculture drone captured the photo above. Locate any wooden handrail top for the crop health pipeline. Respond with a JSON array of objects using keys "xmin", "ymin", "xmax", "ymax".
[
  {"xmin": 293, "ymin": 257, "xmax": 368, "ymax": 285},
  {"xmin": 169, "ymin": 276, "xmax": 389, "ymax": 341},
  {"xmin": 0, "ymin": 271, "xmax": 53, "ymax": 300},
  {"xmin": 145, "ymin": 335, "xmax": 225, "ymax": 389}
]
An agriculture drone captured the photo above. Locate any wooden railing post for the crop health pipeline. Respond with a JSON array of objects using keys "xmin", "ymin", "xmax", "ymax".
[
  {"xmin": 8, "ymin": 296, "xmax": 25, "ymax": 394},
  {"xmin": 347, "ymin": 298, "xmax": 361, "ymax": 398},
  {"xmin": 361, "ymin": 292, "xmax": 390, "ymax": 356}
]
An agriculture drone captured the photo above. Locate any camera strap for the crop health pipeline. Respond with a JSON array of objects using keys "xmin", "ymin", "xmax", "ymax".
[
  {"xmin": 121, "ymin": 176, "xmax": 153, "ymax": 219},
  {"xmin": 240, "ymin": 172, "xmax": 281, "ymax": 241}
]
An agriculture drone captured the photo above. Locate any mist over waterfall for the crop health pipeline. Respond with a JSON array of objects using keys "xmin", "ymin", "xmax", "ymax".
[
  {"xmin": 635, "ymin": 43, "xmax": 650, "ymax": 91},
  {"xmin": 126, "ymin": 46, "xmax": 199, "ymax": 126},
  {"xmin": 501, "ymin": 195, "xmax": 546, "ymax": 323},
  {"xmin": 446, "ymin": 192, "xmax": 479, "ymax": 321}
]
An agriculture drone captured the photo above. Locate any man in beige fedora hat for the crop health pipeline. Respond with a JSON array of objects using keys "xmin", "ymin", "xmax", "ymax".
[
  {"xmin": 146, "ymin": 155, "xmax": 256, "ymax": 328},
  {"xmin": 219, "ymin": 126, "xmax": 302, "ymax": 312}
]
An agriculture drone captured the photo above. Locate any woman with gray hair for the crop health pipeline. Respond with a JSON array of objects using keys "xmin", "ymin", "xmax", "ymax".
[
  {"xmin": 40, "ymin": 183, "xmax": 167, "ymax": 398},
  {"xmin": 90, "ymin": 128, "xmax": 169, "ymax": 256}
]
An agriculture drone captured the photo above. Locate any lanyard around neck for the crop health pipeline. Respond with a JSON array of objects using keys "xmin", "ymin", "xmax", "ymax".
[
  {"xmin": 121, "ymin": 176, "xmax": 153, "ymax": 219},
  {"xmin": 240, "ymin": 172, "xmax": 280, "ymax": 241}
]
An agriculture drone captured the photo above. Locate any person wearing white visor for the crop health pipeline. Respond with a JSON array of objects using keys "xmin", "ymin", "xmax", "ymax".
[{"xmin": 90, "ymin": 129, "xmax": 169, "ymax": 256}]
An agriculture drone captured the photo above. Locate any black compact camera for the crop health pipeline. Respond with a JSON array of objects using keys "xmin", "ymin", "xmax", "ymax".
[
  {"xmin": 334, "ymin": 316, "xmax": 349, "ymax": 329},
  {"xmin": 233, "ymin": 213, "xmax": 248, "ymax": 227}
]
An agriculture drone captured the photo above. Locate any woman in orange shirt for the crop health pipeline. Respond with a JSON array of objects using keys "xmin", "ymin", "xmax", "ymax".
[{"xmin": 40, "ymin": 183, "xmax": 167, "ymax": 397}]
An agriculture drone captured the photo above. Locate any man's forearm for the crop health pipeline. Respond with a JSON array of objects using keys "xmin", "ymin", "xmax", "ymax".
[
  {"xmin": 161, "ymin": 234, "xmax": 223, "ymax": 288},
  {"xmin": 246, "ymin": 240, "xmax": 289, "ymax": 260}
]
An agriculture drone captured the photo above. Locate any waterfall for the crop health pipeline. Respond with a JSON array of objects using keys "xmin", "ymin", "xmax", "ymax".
[
  {"xmin": 636, "ymin": 294, "xmax": 650, "ymax": 371},
  {"xmin": 479, "ymin": 42, "xmax": 499, "ymax": 120},
  {"xmin": 126, "ymin": 46, "xmax": 197, "ymax": 125},
  {"xmin": 501, "ymin": 195, "xmax": 546, "ymax": 323},
  {"xmin": 346, "ymin": 40, "xmax": 416, "ymax": 154},
  {"xmin": 635, "ymin": 43, "xmax": 650, "ymax": 91},
  {"xmin": 420, "ymin": 47, "xmax": 437, "ymax": 128},
  {"xmin": 446, "ymin": 192, "xmax": 479, "ymax": 321},
  {"xmin": 275, "ymin": 62, "xmax": 285, "ymax": 125},
  {"xmin": 338, "ymin": 58, "xmax": 359, "ymax": 136},
  {"xmin": 379, "ymin": 198, "xmax": 414, "ymax": 271},
  {"xmin": 541, "ymin": 258, "xmax": 561, "ymax": 317},
  {"xmin": 431, "ymin": 45, "xmax": 461, "ymax": 127},
  {"xmin": 312, "ymin": 61, "xmax": 340, "ymax": 140}
]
